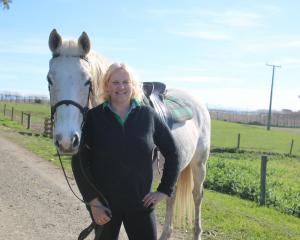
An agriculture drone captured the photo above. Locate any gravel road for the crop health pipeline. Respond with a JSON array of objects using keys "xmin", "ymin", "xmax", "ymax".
[
  {"xmin": 0, "ymin": 133, "xmax": 186, "ymax": 240},
  {"xmin": 0, "ymin": 134, "xmax": 126, "ymax": 240}
]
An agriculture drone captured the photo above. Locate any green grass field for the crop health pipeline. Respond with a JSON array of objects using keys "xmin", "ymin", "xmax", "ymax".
[
  {"xmin": 0, "ymin": 102, "xmax": 300, "ymax": 239},
  {"xmin": 212, "ymin": 120, "xmax": 300, "ymax": 156},
  {"xmin": 0, "ymin": 102, "xmax": 51, "ymax": 127}
]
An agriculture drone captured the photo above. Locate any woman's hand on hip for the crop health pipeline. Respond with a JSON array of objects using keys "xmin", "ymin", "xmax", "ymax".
[{"xmin": 143, "ymin": 191, "xmax": 167, "ymax": 208}]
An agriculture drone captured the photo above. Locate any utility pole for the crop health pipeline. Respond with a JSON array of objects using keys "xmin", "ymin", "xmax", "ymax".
[{"xmin": 266, "ymin": 64, "xmax": 281, "ymax": 131}]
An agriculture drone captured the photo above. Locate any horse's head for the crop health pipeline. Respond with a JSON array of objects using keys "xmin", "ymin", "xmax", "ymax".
[{"xmin": 47, "ymin": 29, "xmax": 93, "ymax": 154}]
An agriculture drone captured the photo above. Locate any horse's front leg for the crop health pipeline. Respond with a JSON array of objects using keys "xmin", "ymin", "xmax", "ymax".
[{"xmin": 159, "ymin": 193, "xmax": 176, "ymax": 240}]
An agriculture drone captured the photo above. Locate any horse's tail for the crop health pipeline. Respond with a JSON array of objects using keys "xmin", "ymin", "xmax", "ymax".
[{"xmin": 173, "ymin": 163, "xmax": 194, "ymax": 229}]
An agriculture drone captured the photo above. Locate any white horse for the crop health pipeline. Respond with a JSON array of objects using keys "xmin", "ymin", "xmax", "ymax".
[{"xmin": 47, "ymin": 29, "xmax": 211, "ymax": 240}]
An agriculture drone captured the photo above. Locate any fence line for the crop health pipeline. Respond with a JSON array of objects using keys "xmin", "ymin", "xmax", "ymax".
[
  {"xmin": 1, "ymin": 100, "xmax": 299, "ymax": 127},
  {"xmin": 0, "ymin": 103, "xmax": 299, "ymax": 155},
  {"xmin": 209, "ymin": 110, "xmax": 300, "ymax": 128},
  {"xmin": 225, "ymin": 132, "xmax": 296, "ymax": 155},
  {"xmin": 0, "ymin": 93, "xmax": 49, "ymax": 104}
]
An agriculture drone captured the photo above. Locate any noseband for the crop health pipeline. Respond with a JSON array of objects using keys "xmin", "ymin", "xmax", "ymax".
[
  {"xmin": 49, "ymin": 54, "xmax": 92, "ymax": 126},
  {"xmin": 51, "ymin": 98, "xmax": 90, "ymax": 125}
]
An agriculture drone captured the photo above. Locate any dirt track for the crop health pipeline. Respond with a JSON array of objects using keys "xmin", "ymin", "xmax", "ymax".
[
  {"xmin": 0, "ymin": 133, "xmax": 186, "ymax": 240},
  {"xmin": 0, "ymin": 133, "xmax": 124, "ymax": 240}
]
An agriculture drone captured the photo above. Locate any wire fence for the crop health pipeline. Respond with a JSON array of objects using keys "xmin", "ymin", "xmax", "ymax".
[
  {"xmin": 2, "ymin": 103, "xmax": 51, "ymax": 136},
  {"xmin": 0, "ymin": 92, "xmax": 49, "ymax": 104},
  {"xmin": 210, "ymin": 110, "xmax": 300, "ymax": 128}
]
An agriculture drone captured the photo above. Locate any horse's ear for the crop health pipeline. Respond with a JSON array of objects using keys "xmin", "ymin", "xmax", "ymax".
[
  {"xmin": 49, "ymin": 29, "xmax": 62, "ymax": 53},
  {"xmin": 78, "ymin": 32, "xmax": 91, "ymax": 56}
]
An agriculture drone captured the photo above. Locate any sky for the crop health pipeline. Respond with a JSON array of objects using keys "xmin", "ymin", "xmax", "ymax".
[{"xmin": 0, "ymin": 0, "xmax": 299, "ymax": 111}]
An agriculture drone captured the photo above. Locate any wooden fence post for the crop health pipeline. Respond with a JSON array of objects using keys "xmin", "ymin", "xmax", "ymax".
[
  {"xmin": 11, "ymin": 107, "xmax": 14, "ymax": 120},
  {"xmin": 237, "ymin": 133, "xmax": 241, "ymax": 150},
  {"xmin": 289, "ymin": 139, "xmax": 294, "ymax": 156},
  {"xmin": 260, "ymin": 155, "xmax": 268, "ymax": 206},
  {"xmin": 3, "ymin": 104, "xmax": 6, "ymax": 116},
  {"xmin": 21, "ymin": 112, "xmax": 24, "ymax": 125},
  {"xmin": 43, "ymin": 117, "xmax": 53, "ymax": 137},
  {"xmin": 27, "ymin": 113, "xmax": 31, "ymax": 129}
]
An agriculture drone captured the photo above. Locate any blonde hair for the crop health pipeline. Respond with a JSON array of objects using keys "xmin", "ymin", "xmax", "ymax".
[{"xmin": 100, "ymin": 63, "xmax": 143, "ymax": 102}]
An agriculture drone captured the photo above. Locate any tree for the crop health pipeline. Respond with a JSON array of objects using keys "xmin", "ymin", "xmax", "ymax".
[{"xmin": 1, "ymin": 0, "xmax": 12, "ymax": 9}]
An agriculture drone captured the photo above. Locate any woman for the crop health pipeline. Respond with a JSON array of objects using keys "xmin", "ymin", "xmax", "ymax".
[{"xmin": 72, "ymin": 63, "xmax": 180, "ymax": 240}]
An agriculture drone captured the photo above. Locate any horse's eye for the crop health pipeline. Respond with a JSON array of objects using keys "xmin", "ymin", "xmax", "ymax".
[
  {"xmin": 47, "ymin": 76, "xmax": 53, "ymax": 85},
  {"xmin": 84, "ymin": 79, "xmax": 91, "ymax": 86}
]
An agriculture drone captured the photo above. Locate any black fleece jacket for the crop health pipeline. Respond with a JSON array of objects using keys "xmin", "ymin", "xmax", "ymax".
[{"xmin": 72, "ymin": 104, "xmax": 180, "ymax": 212}]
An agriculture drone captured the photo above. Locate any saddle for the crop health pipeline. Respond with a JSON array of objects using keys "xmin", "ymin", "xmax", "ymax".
[
  {"xmin": 142, "ymin": 82, "xmax": 173, "ymax": 129},
  {"xmin": 142, "ymin": 82, "xmax": 194, "ymax": 129}
]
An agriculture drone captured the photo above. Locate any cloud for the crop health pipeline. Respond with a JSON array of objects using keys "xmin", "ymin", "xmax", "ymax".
[
  {"xmin": 0, "ymin": 73, "xmax": 18, "ymax": 81},
  {"xmin": 280, "ymin": 40, "xmax": 300, "ymax": 48},
  {"xmin": 239, "ymin": 37, "xmax": 300, "ymax": 53},
  {"xmin": 138, "ymin": 65, "xmax": 244, "ymax": 86},
  {"xmin": 214, "ymin": 10, "xmax": 263, "ymax": 28},
  {"xmin": 147, "ymin": 7, "xmax": 263, "ymax": 29},
  {"xmin": 0, "ymin": 38, "xmax": 48, "ymax": 55},
  {"xmin": 164, "ymin": 76, "xmax": 240, "ymax": 84},
  {"xmin": 173, "ymin": 30, "xmax": 231, "ymax": 40},
  {"xmin": 138, "ymin": 66, "xmax": 207, "ymax": 76},
  {"xmin": 145, "ymin": 7, "xmax": 264, "ymax": 42},
  {"xmin": 184, "ymin": 87, "xmax": 299, "ymax": 111},
  {"xmin": 281, "ymin": 58, "xmax": 300, "ymax": 65},
  {"xmin": 160, "ymin": 8, "xmax": 264, "ymax": 41},
  {"xmin": 139, "ymin": 70, "xmax": 241, "ymax": 85},
  {"xmin": 0, "ymin": 59, "xmax": 48, "ymax": 75},
  {"xmin": 167, "ymin": 66, "xmax": 207, "ymax": 72},
  {"xmin": 145, "ymin": 8, "xmax": 216, "ymax": 18}
]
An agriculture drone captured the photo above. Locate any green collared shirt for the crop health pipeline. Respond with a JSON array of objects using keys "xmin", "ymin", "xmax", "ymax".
[{"xmin": 103, "ymin": 99, "xmax": 141, "ymax": 125}]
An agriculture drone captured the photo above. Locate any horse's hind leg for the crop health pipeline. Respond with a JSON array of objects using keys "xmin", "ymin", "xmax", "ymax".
[
  {"xmin": 191, "ymin": 150, "xmax": 209, "ymax": 240},
  {"xmin": 159, "ymin": 193, "xmax": 176, "ymax": 240}
]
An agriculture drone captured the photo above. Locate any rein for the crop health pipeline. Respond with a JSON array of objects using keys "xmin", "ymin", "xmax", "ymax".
[{"xmin": 56, "ymin": 149, "xmax": 111, "ymax": 210}]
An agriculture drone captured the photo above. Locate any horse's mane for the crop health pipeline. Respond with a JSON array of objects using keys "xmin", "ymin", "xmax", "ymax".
[
  {"xmin": 86, "ymin": 51, "xmax": 110, "ymax": 106},
  {"xmin": 59, "ymin": 39, "xmax": 110, "ymax": 107}
]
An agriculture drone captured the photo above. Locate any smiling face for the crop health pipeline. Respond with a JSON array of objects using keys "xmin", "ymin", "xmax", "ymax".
[{"xmin": 106, "ymin": 68, "xmax": 133, "ymax": 105}]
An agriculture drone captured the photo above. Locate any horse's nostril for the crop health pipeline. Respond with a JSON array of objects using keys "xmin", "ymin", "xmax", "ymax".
[
  {"xmin": 54, "ymin": 134, "xmax": 62, "ymax": 149},
  {"xmin": 72, "ymin": 133, "xmax": 80, "ymax": 148},
  {"xmin": 54, "ymin": 140, "xmax": 60, "ymax": 148}
]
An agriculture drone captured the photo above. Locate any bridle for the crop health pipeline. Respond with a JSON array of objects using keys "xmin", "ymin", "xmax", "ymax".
[{"xmin": 49, "ymin": 54, "xmax": 93, "ymax": 126}]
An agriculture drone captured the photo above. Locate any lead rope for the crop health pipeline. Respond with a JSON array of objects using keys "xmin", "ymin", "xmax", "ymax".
[
  {"xmin": 57, "ymin": 150, "xmax": 83, "ymax": 202},
  {"xmin": 56, "ymin": 150, "xmax": 110, "ymax": 240}
]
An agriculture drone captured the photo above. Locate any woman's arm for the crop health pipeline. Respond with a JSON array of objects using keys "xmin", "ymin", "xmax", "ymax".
[{"xmin": 153, "ymin": 110, "xmax": 180, "ymax": 197}]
